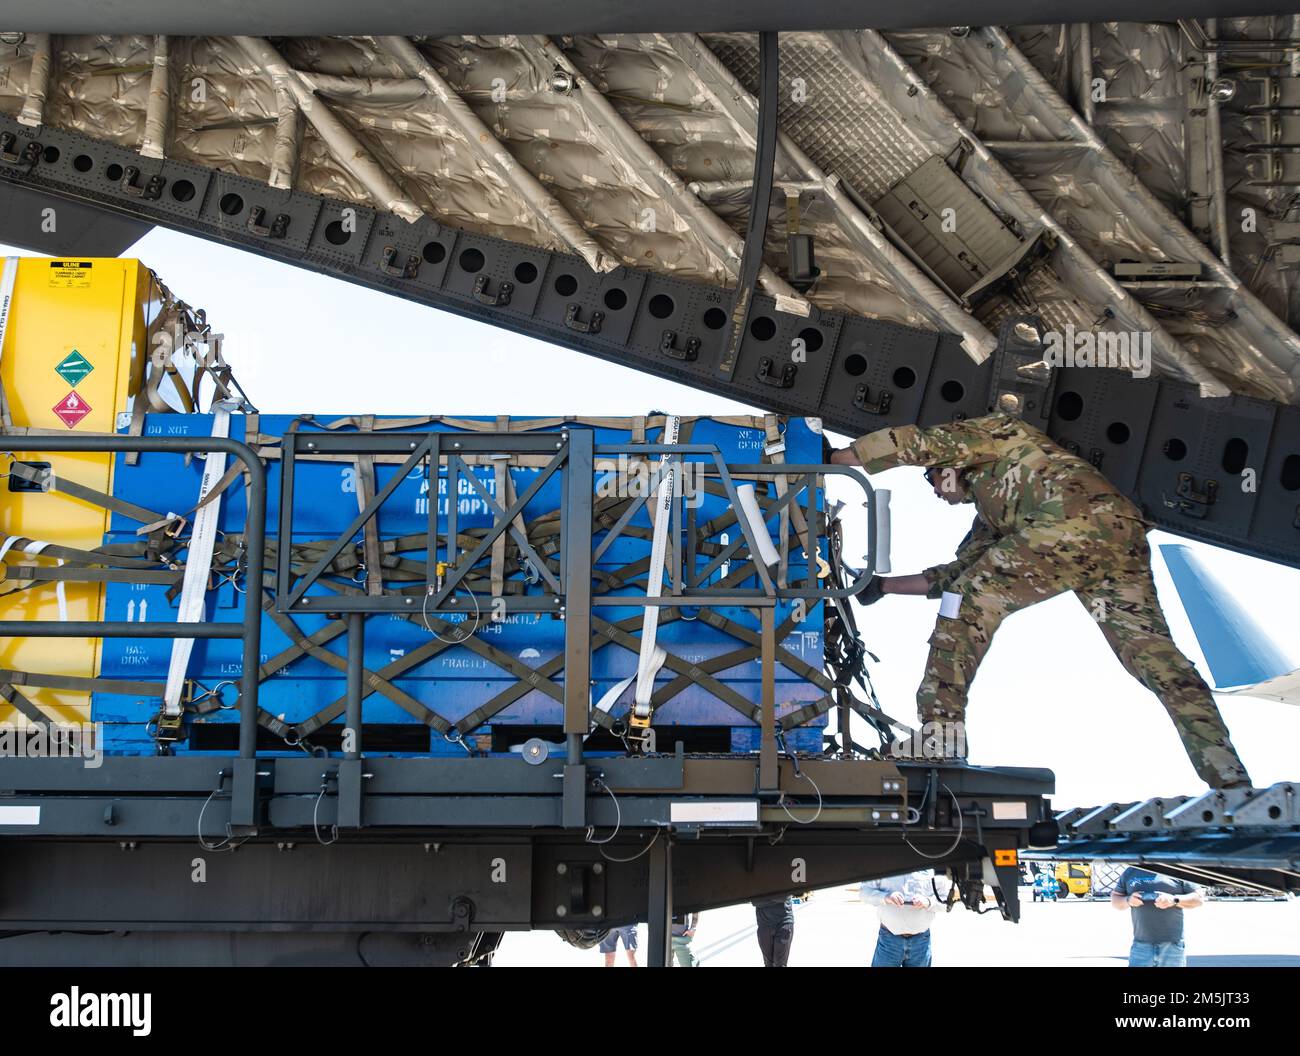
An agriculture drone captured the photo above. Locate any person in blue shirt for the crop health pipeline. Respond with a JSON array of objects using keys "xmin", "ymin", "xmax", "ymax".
[{"xmin": 1111, "ymin": 866, "xmax": 1204, "ymax": 967}]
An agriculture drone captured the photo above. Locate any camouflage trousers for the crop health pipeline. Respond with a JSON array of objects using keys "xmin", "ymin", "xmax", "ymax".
[{"xmin": 918, "ymin": 524, "xmax": 1251, "ymax": 788}]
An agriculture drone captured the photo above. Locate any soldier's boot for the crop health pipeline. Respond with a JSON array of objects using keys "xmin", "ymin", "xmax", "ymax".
[
  {"xmin": 1083, "ymin": 570, "xmax": 1254, "ymax": 789},
  {"xmin": 1176, "ymin": 714, "xmax": 1253, "ymax": 789},
  {"xmin": 908, "ymin": 685, "xmax": 970, "ymax": 763},
  {"xmin": 905, "ymin": 706, "xmax": 969, "ymax": 764},
  {"xmin": 910, "ymin": 610, "xmax": 988, "ymax": 763},
  {"xmin": 1104, "ymin": 625, "xmax": 1254, "ymax": 788}
]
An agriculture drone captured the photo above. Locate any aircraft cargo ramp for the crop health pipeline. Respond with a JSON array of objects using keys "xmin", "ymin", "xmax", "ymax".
[{"xmin": 1042, "ymin": 784, "xmax": 1300, "ymax": 896}]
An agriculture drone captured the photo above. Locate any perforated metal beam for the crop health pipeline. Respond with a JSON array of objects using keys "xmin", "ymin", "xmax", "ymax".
[
  {"xmin": 0, "ymin": 2, "xmax": 1293, "ymax": 36},
  {"xmin": 3, "ymin": 114, "xmax": 1298, "ymax": 567}
]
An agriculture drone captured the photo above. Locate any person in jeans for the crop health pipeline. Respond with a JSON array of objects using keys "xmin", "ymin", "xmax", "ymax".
[
  {"xmin": 1111, "ymin": 866, "xmax": 1203, "ymax": 967},
  {"xmin": 670, "ymin": 912, "xmax": 699, "ymax": 967},
  {"xmin": 752, "ymin": 895, "xmax": 795, "ymax": 967},
  {"xmin": 860, "ymin": 870, "xmax": 950, "ymax": 967},
  {"xmin": 598, "ymin": 924, "xmax": 638, "ymax": 967}
]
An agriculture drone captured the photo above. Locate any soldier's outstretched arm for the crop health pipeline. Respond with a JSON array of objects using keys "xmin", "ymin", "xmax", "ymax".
[
  {"xmin": 858, "ymin": 573, "xmax": 929, "ymax": 605},
  {"xmin": 918, "ymin": 518, "xmax": 998, "ymax": 597},
  {"xmin": 830, "ymin": 421, "xmax": 998, "ymax": 475},
  {"xmin": 879, "ymin": 574, "xmax": 931, "ymax": 597}
]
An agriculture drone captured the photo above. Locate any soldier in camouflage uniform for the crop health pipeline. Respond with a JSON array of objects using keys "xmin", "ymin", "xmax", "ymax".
[{"xmin": 830, "ymin": 412, "xmax": 1251, "ymax": 788}]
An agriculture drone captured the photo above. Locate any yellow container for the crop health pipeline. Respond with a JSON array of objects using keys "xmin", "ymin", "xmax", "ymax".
[{"xmin": 0, "ymin": 257, "xmax": 155, "ymax": 725}]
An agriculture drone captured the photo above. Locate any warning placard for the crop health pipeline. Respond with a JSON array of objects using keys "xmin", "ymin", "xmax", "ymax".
[
  {"xmin": 47, "ymin": 261, "xmax": 94, "ymax": 288},
  {"xmin": 54, "ymin": 349, "xmax": 94, "ymax": 386},
  {"xmin": 52, "ymin": 390, "xmax": 92, "ymax": 428}
]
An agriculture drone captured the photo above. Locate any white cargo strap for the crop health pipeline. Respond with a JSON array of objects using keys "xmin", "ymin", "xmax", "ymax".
[
  {"xmin": 631, "ymin": 414, "xmax": 679, "ymax": 722},
  {"xmin": 735, "ymin": 483, "xmax": 780, "ymax": 567},
  {"xmin": 0, "ymin": 257, "xmax": 16, "ymax": 348},
  {"xmin": 592, "ymin": 656, "xmax": 664, "ymax": 725},
  {"xmin": 0, "ymin": 257, "xmax": 18, "ymax": 427},
  {"xmin": 512, "ymin": 660, "xmax": 667, "ymax": 756},
  {"xmin": 0, "ymin": 535, "xmax": 68, "ymax": 621},
  {"xmin": 594, "ymin": 673, "xmax": 637, "ymax": 724},
  {"xmin": 162, "ymin": 403, "xmax": 234, "ymax": 717},
  {"xmin": 517, "ymin": 657, "xmax": 670, "ymax": 757}
]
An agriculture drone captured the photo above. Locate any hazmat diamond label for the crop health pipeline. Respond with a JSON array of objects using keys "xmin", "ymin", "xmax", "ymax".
[
  {"xmin": 52, "ymin": 390, "xmax": 92, "ymax": 428},
  {"xmin": 54, "ymin": 349, "xmax": 94, "ymax": 387}
]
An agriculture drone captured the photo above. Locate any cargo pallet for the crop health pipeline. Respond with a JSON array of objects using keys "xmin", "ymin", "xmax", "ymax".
[{"xmin": 0, "ymin": 429, "xmax": 1057, "ymax": 966}]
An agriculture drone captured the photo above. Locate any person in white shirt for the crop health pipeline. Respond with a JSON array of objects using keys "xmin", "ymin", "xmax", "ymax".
[{"xmin": 859, "ymin": 870, "xmax": 951, "ymax": 967}]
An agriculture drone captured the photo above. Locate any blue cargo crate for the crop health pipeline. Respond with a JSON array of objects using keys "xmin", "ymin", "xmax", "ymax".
[{"xmin": 94, "ymin": 413, "xmax": 831, "ymax": 756}]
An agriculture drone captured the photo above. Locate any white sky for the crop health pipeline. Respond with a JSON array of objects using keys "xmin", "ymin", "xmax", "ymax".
[{"xmin": 8, "ymin": 227, "xmax": 1299, "ymax": 804}]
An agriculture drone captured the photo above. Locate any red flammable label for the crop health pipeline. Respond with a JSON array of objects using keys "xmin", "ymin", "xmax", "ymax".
[{"xmin": 52, "ymin": 390, "xmax": 92, "ymax": 428}]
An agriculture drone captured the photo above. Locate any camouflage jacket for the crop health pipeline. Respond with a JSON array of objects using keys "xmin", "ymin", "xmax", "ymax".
[
  {"xmin": 851, "ymin": 413, "xmax": 1150, "ymax": 592},
  {"xmin": 923, "ymin": 518, "xmax": 999, "ymax": 596}
]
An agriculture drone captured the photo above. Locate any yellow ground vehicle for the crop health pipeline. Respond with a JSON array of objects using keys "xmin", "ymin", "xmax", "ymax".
[{"xmin": 1054, "ymin": 862, "xmax": 1093, "ymax": 898}]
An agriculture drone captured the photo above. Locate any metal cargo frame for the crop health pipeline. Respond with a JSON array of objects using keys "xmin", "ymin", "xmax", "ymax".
[{"xmin": 0, "ymin": 428, "xmax": 1057, "ymax": 966}]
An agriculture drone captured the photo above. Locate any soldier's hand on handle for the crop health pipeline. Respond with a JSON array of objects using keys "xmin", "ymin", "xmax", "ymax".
[{"xmin": 857, "ymin": 577, "xmax": 885, "ymax": 605}]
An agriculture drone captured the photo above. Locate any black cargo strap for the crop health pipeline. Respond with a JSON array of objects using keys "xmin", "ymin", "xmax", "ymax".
[
  {"xmin": 450, "ymin": 560, "xmax": 765, "ymax": 736},
  {"xmin": 352, "ymin": 413, "xmax": 386, "ymax": 597},
  {"xmin": 264, "ymin": 605, "xmax": 439, "ymax": 723},
  {"xmin": 0, "ymin": 668, "xmax": 166, "ymax": 697},
  {"xmin": 0, "ymin": 537, "xmax": 165, "ymax": 570},
  {"xmin": 232, "ymin": 578, "xmax": 452, "ymax": 740},
  {"xmin": 0, "ymin": 683, "xmax": 53, "ymax": 727},
  {"xmin": 7, "ymin": 460, "xmax": 178, "ymax": 532},
  {"xmin": 661, "ymin": 607, "xmax": 897, "ymax": 738},
  {"xmin": 450, "ymin": 593, "xmax": 697, "ymax": 737},
  {"xmin": 594, "ymin": 615, "xmax": 760, "ymax": 722},
  {"xmin": 2, "ymin": 565, "xmax": 182, "ymax": 585},
  {"xmin": 272, "ymin": 577, "xmax": 564, "ymax": 741}
]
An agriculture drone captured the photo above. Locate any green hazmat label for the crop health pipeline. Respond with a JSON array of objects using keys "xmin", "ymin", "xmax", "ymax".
[{"xmin": 54, "ymin": 349, "xmax": 94, "ymax": 387}]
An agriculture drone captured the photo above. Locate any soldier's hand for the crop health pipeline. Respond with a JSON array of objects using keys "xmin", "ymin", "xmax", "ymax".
[
  {"xmin": 1154, "ymin": 893, "xmax": 1176, "ymax": 909},
  {"xmin": 857, "ymin": 577, "xmax": 885, "ymax": 605},
  {"xmin": 1128, "ymin": 893, "xmax": 1144, "ymax": 908}
]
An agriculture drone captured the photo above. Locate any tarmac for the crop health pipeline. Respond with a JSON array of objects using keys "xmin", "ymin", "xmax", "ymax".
[{"xmin": 491, "ymin": 886, "xmax": 1300, "ymax": 967}]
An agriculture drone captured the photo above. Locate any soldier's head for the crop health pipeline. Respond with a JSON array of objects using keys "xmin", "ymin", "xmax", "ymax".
[{"xmin": 924, "ymin": 466, "xmax": 970, "ymax": 505}]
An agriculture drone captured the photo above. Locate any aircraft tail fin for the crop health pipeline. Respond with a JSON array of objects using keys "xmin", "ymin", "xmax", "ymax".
[{"xmin": 1159, "ymin": 544, "xmax": 1293, "ymax": 690}]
